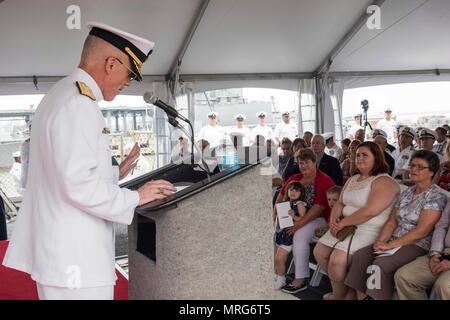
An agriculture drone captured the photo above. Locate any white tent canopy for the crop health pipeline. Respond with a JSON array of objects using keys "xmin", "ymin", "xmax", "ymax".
[{"xmin": 1, "ymin": 0, "xmax": 450, "ymax": 133}]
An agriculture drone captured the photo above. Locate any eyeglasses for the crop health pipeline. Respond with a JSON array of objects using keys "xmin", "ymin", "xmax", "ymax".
[
  {"xmin": 297, "ymin": 160, "xmax": 313, "ymax": 167},
  {"xmin": 409, "ymin": 164, "xmax": 430, "ymax": 171},
  {"xmin": 111, "ymin": 57, "xmax": 138, "ymax": 81}
]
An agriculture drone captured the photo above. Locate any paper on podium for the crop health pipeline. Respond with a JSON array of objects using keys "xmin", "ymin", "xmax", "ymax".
[
  {"xmin": 276, "ymin": 201, "xmax": 294, "ymax": 229},
  {"xmin": 374, "ymin": 246, "xmax": 401, "ymax": 257},
  {"xmin": 175, "ymin": 186, "xmax": 189, "ymax": 192}
]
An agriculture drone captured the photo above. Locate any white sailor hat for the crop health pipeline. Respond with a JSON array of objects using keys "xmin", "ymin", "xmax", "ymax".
[
  {"xmin": 399, "ymin": 126, "xmax": 416, "ymax": 139},
  {"xmin": 12, "ymin": 151, "xmax": 20, "ymax": 157},
  {"xmin": 207, "ymin": 111, "xmax": 218, "ymax": 118},
  {"xmin": 418, "ymin": 128, "xmax": 437, "ymax": 140},
  {"xmin": 235, "ymin": 114, "xmax": 246, "ymax": 121},
  {"xmin": 282, "ymin": 111, "xmax": 290, "ymax": 117},
  {"xmin": 373, "ymin": 128, "xmax": 387, "ymax": 138},
  {"xmin": 257, "ymin": 111, "xmax": 266, "ymax": 118},
  {"xmin": 384, "ymin": 108, "xmax": 392, "ymax": 113},
  {"xmin": 87, "ymin": 22, "xmax": 155, "ymax": 82},
  {"xmin": 322, "ymin": 132, "xmax": 335, "ymax": 141}
]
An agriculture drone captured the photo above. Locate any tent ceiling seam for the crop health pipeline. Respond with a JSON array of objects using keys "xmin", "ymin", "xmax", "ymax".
[
  {"xmin": 315, "ymin": 0, "xmax": 386, "ymax": 75},
  {"xmin": 167, "ymin": 0, "xmax": 210, "ymax": 82}
]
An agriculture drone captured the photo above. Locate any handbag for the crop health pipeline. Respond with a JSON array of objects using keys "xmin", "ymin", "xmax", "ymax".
[
  {"xmin": 332, "ymin": 225, "xmax": 357, "ymax": 271},
  {"xmin": 335, "ymin": 225, "xmax": 357, "ymax": 242}
]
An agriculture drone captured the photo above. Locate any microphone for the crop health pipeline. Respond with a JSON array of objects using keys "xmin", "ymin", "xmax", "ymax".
[
  {"xmin": 143, "ymin": 92, "xmax": 210, "ymax": 176},
  {"xmin": 143, "ymin": 92, "xmax": 181, "ymax": 120}
]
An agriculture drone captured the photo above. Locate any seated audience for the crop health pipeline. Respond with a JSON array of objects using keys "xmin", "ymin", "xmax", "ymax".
[
  {"xmin": 275, "ymin": 149, "xmax": 335, "ymax": 293},
  {"xmin": 355, "ymin": 129, "xmax": 365, "ymax": 142},
  {"xmin": 340, "ymin": 138, "xmax": 351, "ymax": 163},
  {"xmin": 373, "ymin": 128, "xmax": 396, "ymax": 154},
  {"xmin": 273, "ymin": 181, "xmax": 308, "ymax": 289},
  {"xmin": 373, "ymin": 135, "xmax": 395, "ymax": 176},
  {"xmin": 311, "ymin": 135, "xmax": 344, "ymax": 186},
  {"xmin": 324, "ymin": 133, "xmax": 343, "ymax": 160},
  {"xmin": 344, "ymin": 150, "xmax": 447, "ymax": 300},
  {"xmin": 391, "ymin": 126, "xmax": 415, "ymax": 179},
  {"xmin": 436, "ymin": 141, "xmax": 450, "ymax": 192},
  {"xmin": 281, "ymin": 138, "xmax": 308, "ymax": 181},
  {"xmin": 433, "ymin": 127, "xmax": 447, "ymax": 156},
  {"xmin": 278, "ymin": 138, "xmax": 293, "ymax": 176},
  {"xmin": 394, "ymin": 200, "xmax": 450, "ymax": 300},
  {"xmin": 303, "ymin": 131, "xmax": 313, "ymax": 148},
  {"xmin": 418, "ymin": 128, "xmax": 443, "ymax": 162},
  {"xmin": 314, "ymin": 141, "xmax": 400, "ymax": 300},
  {"xmin": 341, "ymin": 139, "xmax": 361, "ymax": 183}
]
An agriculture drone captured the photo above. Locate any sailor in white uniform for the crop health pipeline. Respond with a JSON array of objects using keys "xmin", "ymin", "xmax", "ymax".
[
  {"xmin": 228, "ymin": 114, "xmax": 252, "ymax": 147},
  {"xmin": 273, "ymin": 111, "xmax": 297, "ymax": 145},
  {"xmin": 418, "ymin": 128, "xmax": 444, "ymax": 162},
  {"xmin": 391, "ymin": 126, "xmax": 416, "ymax": 179},
  {"xmin": 2, "ymin": 22, "xmax": 175, "ymax": 300},
  {"xmin": 251, "ymin": 111, "xmax": 273, "ymax": 144},
  {"xmin": 196, "ymin": 111, "xmax": 225, "ymax": 149},
  {"xmin": 323, "ymin": 132, "xmax": 343, "ymax": 160}
]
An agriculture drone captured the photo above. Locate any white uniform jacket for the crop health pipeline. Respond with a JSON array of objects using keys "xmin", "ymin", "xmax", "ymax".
[
  {"xmin": 2, "ymin": 68, "xmax": 139, "ymax": 288},
  {"xmin": 273, "ymin": 121, "xmax": 297, "ymax": 143}
]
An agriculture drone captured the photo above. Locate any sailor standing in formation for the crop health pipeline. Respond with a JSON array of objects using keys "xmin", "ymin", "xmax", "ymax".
[
  {"xmin": 228, "ymin": 114, "xmax": 252, "ymax": 147},
  {"xmin": 2, "ymin": 22, "xmax": 176, "ymax": 300},
  {"xmin": 196, "ymin": 111, "xmax": 225, "ymax": 149}
]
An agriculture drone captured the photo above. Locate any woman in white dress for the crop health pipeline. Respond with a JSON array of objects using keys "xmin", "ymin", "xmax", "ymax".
[{"xmin": 313, "ymin": 141, "xmax": 400, "ymax": 300}]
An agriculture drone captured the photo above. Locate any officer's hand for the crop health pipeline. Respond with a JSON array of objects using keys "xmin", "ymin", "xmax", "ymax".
[
  {"xmin": 137, "ymin": 180, "xmax": 176, "ymax": 206},
  {"xmin": 119, "ymin": 143, "xmax": 140, "ymax": 179}
]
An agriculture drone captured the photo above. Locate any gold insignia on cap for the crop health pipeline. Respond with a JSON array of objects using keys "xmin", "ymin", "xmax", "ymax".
[
  {"xmin": 125, "ymin": 47, "xmax": 143, "ymax": 76},
  {"xmin": 125, "ymin": 47, "xmax": 143, "ymax": 67},
  {"xmin": 76, "ymin": 81, "xmax": 96, "ymax": 101}
]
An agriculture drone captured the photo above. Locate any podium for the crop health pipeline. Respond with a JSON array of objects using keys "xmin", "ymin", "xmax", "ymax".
[{"xmin": 121, "ymin": 155, "xmax": 274, "ymax": 299}]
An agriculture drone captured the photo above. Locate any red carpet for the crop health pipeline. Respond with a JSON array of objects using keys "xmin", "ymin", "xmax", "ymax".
[{"xmin": 0, "ymin": 240, "xmax": 128, "ymax": 300}]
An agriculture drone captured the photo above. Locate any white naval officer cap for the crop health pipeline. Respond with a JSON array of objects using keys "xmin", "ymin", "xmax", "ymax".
[
  {"xmin": 207, "ymin": 111, "xmax": 218, "ymax": 118},
  {"xmin": 322, "ymin": 132, "xmax": 335, "ymax": 142},
  {"xmin": 372, "ymin": 128, "xmax": 387, "ymax": 138},
  {"xmin": 235, "ymin": 114, "xmax": 246, "ymax": 121},
  {"xmin": 399, "ymin": 126, "xmax": 416, "ymax": 140},
  {"xmin": 87, "ymin": 22, "xmax": 155, "ymax": 81},
  {"xmin": 418, "ymin": 128, "xmax": 437, "ymax": 140},
  {"xmin": 257, "ymin": 111, "xmax": 266, "ymax": 118}
]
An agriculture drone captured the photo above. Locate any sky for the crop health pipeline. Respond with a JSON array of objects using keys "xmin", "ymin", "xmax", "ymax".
[{"xmin": 343, "ymin": 81, "xmax": 450, "ymax": 118}]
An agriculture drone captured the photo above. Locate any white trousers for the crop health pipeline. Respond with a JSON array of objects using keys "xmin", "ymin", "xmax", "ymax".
[
  {"xmin": 36, "ymin": 283, "xmax": 114, "ymax": 300},
  {"xmin": 292, "ymin": 217, "xmax": 327, "ymax": 279}
]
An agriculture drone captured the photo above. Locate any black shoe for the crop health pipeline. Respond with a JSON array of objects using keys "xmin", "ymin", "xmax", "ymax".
[{"xmin": 281, "ymin": 282, "xmax": 308, "ymax": 294}]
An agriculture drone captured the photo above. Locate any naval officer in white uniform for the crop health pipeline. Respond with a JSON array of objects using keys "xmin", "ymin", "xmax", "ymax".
[{"xmin": 2, "ymin": 22, "xmax": 176, "ymax": 300}]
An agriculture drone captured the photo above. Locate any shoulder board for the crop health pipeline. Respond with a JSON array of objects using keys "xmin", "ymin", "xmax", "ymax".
[{"xmin": 75, "ymin": 81, "xmax": 96, "ymax": 101}]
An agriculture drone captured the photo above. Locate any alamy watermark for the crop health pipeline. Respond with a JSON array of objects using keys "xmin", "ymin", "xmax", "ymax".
[
  {"xmin": 367, "ymin": 5, "xmax": 382, "ymax": 30},
  {"xmin": 66, "ymin": 5, "xmax": 81, "ymax": 30},
  {"xmin": 366, "ymin": 264, "xmax": 381, "ymax": 290},
  {"xmin": 66, "ymin": 265, "xmax": 81, "ymax": 289}
]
